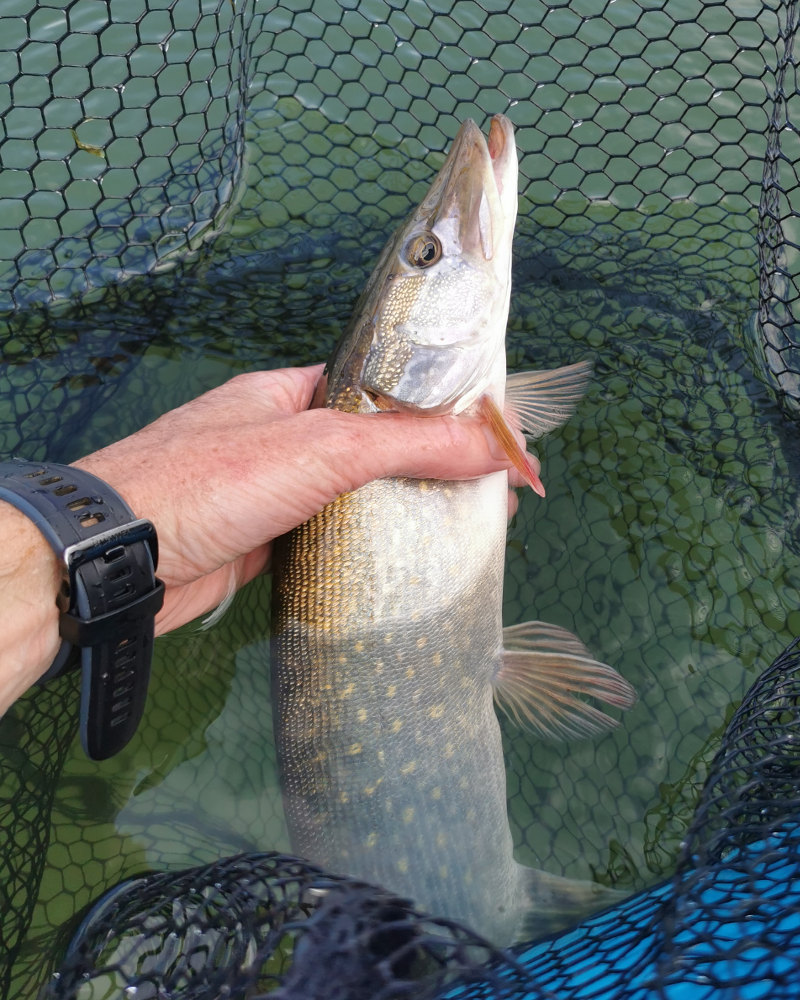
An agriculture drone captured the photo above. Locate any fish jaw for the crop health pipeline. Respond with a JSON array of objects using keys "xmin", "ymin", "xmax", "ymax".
[{"xmin": 324, "ymin": 115, "xmax": 518, "ymax": 416}]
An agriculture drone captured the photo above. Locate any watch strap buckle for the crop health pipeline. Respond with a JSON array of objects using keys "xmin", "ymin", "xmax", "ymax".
[
  {"xmin": 59, "ymin": 579, "xmax": 165, "ymax": 647},
  {"xmin": 62, "ymin": 518, "xmax": 159, "ymax": 579}
]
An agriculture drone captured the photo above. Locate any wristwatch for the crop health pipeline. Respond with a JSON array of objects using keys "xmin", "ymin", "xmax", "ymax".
[{"xmin": 0, "ymin": 459, "xmax": 165, "ymax": 760}]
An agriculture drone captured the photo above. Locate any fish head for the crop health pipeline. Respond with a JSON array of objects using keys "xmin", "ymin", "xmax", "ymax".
[{"xmin": 323, "ymin": 115, "xmax": 518, "ymax": 414}]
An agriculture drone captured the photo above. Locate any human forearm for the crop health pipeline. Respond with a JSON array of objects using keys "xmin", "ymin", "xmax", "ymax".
[{"xmin": 0, "ymin": 501, "xmax": 61, "ymax": 714}]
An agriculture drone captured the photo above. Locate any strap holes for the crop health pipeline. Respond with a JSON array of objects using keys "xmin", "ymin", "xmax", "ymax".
[
  {"xmin": 54, "ymin": 484, "xmax": 77, "ymax": 496},
  {"xmin": 38, "ymin": 475, "xmax": 63, "ymax": 486},
  {"xmin": 67, "ymin": 497, "xmax": 91, "ymax": 511},
  {"xmin": 103, "ymin": 546, "xmax": 125, "ymax": 563},
  {"xmin": 78, "ymin": 512, "xmax": 106, "ymax": 528}
]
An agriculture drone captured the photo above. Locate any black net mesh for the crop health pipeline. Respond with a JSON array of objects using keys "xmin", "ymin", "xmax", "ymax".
[
  {"xmin": 34, "ymin": 638, "xmax": 800, "ymax": 999},
  {"xmin": 4, "ymin": 0, "xmax": 800, "ymax": 998}
]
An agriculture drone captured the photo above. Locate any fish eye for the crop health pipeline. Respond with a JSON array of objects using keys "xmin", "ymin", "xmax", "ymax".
[{"xmin": 405, "ymin": 232, "xmax": 442, "ymax": 269}]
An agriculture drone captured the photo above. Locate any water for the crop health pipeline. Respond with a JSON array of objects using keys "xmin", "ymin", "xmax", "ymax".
[
  {"xmin": 6, "ymin": 196, "xmax": 800, "ymax": 993},
  {"xmin": 2, "ymin": 0, "xmax": 798, "ymax": 995}
]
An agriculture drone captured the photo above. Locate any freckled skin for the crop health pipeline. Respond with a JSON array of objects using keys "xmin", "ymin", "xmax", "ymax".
[{"xmin": 271, "ymin": 470, "xmax": 529, "ymax": 945}]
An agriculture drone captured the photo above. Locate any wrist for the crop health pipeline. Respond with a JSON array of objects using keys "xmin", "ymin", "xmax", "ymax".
[
  {"xmin": 0, "ymin": 460, "xmax": 164, "ymax": 758},
  {"xmin": 0, "ymin": 500, "xmax": 61, "ymax": 714}
]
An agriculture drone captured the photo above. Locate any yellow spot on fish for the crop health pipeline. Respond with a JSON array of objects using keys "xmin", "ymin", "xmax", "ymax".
[
  {"xmin": 390, "ymin": 719, "xmax": 403, "ymax": 733},
  {"xmin": 432, "ymin": 652, "xmax": 442, "ymax": 667},
  {"xmin": 439, "ymin": 865, "xmax": 449, "ymax": 879},
  {"xmin": 419, "ymin": 481, "xmax": 429, "ymax": 491},
  {"xmin": 397, "ymin": 858, "xmax": 409, "ymax": 874},
  {"xmin": 363, "ymin": 778, "xmax": 383, "ymax": 796},
  {"xmin": 339, "ymin": 791, "xmax": 349, "ymax": 804},
  {"xmin": 428, "ymin": 704, "xmax": 445, "ymax": 719},
  {"xmin": 445, "ymin": 743, "xmax": 455, "ymax": 758},
  {"xmin": 342, "ymin": 682, "xmax": 355, "ymax": 697},
  {"xmin": 354, "ymin": 640, "xmax": 364, "ymax": 653},
  {"xmin": 386, "ymin": 684, "xmax": 397, "ymax": 698},
  {"xmin": 436, "ymin": 831, "xmax": 447, "ymax": 847},
  {"xmin": 365, "ymin": 833, "xmax": 378, "ymax": 848},
  {"xmin": 403, "ymin": 807, "xmax": 415, "ymax": 824},
  {"xmin": 400, "ymin": 760, "xmax": 417, "ymax": 775},
  {"xmin": 347, "ymin": 742, "xmax": 362, "ymax": 756},
  {"xmin": 416, "ymin": 636, "xmax": 428, "ymax": 650},
  {"xmin": 431, "ymin": 787, "xmax": 442, "ymax": 800},
  {"xmin": 384, "ymin": 634, "xmax": 393, "ymax": 644},
  {"xmin": 357, "ymin": 708, "xmax": 368, "ymax": 723},
  {"xmin": 405, "ymin": 666, "xmax": 415, "ymax": 679},
  {"xmin": 337, "ymin": 655, "xmax": 348, "ymax": 666}
]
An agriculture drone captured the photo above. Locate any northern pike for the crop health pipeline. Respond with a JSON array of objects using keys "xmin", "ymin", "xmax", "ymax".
[{"xmin": 271, "ymin": 115, "xmax": 635, "ymax": 946}]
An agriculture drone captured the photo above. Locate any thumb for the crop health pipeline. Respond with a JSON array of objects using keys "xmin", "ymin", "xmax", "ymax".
[{"xmin": 295, "ymin": 406, "xmax": 536, "ymax": 500}]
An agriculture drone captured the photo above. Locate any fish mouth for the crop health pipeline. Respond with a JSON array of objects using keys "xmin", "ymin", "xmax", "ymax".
[{"xmin": 413, "ymin": 114, "xmax": 517, "ymax": 262}]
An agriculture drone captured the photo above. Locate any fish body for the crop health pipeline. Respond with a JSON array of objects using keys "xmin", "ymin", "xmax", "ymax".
[{"xmin": 271, "ymin": 117, "xmax": 634, "ymax": 945}]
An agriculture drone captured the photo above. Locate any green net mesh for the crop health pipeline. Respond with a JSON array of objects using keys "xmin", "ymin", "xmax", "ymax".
[{"xmin": 3, "ymin": 0, "xmax": 800, "ymax": 997}]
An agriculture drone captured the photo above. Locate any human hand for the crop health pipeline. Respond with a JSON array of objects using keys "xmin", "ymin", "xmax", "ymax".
[{"xmin": 73, "ymin": 365, "xmax": 536, "ymax": 636}]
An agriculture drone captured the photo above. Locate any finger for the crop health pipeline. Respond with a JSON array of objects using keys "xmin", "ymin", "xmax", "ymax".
[
  {"xmin": 507, "ymin": 487, "xmax": 519, "ymax": 520},
  {"xmin": 295, "ymin": 407, "xmax": 515, "ymax": 490},
  {"xmin": 154, "ymin": 545, "xmax": 271, "ymax": 635}
]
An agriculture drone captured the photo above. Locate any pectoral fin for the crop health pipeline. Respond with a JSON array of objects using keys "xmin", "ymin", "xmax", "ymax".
[
  {"xmin": 493, "ymin": 621, "xmax": 636, "ymax": 740},
  {"xmin": 479, "ymin": 360, "xmax": 593, "ymax": 498},
  {"xmin": 505, "ymin": 359, "xmax": 593, "ymax": 440},
  {"xmin": 478, "ymin": 394, "xmax": 546, "ymax": 496},
  {"xmin": 518, "ymin": 862, "xmax": 627, "ymax": 942}
]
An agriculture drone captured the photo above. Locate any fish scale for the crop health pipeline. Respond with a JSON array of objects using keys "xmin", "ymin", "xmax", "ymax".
[{"xmin": 271, "ymin": 471, "xmax": 524, "ymax": 941}]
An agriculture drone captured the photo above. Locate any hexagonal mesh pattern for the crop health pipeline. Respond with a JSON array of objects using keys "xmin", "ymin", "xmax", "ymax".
[
  {"xmin": 1, "ymin": 0, "xmax": 247, "ymax": 307},
  {"xmin": 3, "ymin": 0, "xmax": 800, "ymax": 998},
  {"xmin": 1, "ymin": 0, "xmax": 799, "ymax": 407},
  {"xmin": 32, "ymin": 639, "xmax": 800, "ymax": 999}
]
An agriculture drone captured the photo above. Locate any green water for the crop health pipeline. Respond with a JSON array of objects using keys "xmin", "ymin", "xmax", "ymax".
[
  {"xmin": 2, "ymin": 0, "xmax": 797, "ymax": 994},
  {"xmin": 7, "ymin": 196, "xmax": 800, "ymax": 992}
]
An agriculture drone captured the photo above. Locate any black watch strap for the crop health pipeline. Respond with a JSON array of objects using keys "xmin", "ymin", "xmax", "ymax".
[{"xmin": 0, "ymin": 459, "xmax": 165, "ymax": 760}]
